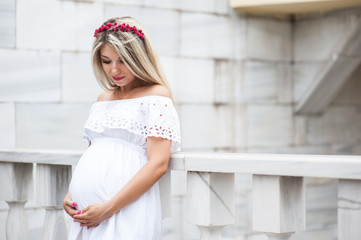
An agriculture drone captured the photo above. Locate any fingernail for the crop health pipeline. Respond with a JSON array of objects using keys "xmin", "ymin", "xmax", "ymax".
[
  {"xmin": 72, "ymin": 202, "xmax": 77, "ymax": 207},
  {"xmin": 87, "ymin": 227, "xmax": 90, "ymax": 229},
  {"xmin": 78, "ymin": 211, "xmax": 81, "ymax": 214}
]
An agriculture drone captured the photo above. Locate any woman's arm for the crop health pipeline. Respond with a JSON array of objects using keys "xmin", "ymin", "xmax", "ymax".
[{"xmin": 73, "ymin": 136, "xmax": 171, "ymax": 228}]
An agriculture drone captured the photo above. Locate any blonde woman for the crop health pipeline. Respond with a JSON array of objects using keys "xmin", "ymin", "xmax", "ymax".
[{"xmin": 62, "ymin": 16, "xmax": 181, "ymax": 239}]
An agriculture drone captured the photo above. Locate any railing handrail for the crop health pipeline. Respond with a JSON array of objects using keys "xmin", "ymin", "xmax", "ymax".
[
  {"xmin": 1, "ymin": 148, "xmax": 361, "ymax": 179},
  {"xmin": 0, "ymin": 148, "xmax": 82, "ymax": 165},
  {"xmin": 182, "ymin": 152, "xmax": 361, "ymax": 180},
  {"xmin": 1, "ymin": 148, "xmax": 361, "ymax": 240}
]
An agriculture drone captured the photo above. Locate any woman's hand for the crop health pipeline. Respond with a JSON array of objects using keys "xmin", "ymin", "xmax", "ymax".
[
  {"xmin": 73, "ymin": 202, "xmax": 113, "ymax": 228},
  {"xmin": 63, "ymin": 192, "xmax": 78, "ymax": 218}
]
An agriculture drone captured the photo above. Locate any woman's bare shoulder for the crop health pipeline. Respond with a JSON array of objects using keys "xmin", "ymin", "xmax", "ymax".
[
  {"xmin": 145, "ymin": 84, "xmax": 171, "ymax": 98},
  {"xmin": 96, "ymin": 90, "xmax": 113, "ymax": 102}
]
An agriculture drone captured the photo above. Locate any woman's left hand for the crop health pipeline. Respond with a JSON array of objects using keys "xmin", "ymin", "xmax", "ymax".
[{"xmin": 73, "ymin": 202, "xmax": 113, "ymax": 228}]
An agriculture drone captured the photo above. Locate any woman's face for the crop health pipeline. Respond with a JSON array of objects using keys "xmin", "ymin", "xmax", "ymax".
[{"xmin": 100, "ymin": 44, "xmax": 136, "ymax": 87}]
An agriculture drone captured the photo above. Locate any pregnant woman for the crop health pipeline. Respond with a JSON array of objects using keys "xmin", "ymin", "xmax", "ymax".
[{"xmin": 62, "ymin": 16, "xmax": 181, "ymax": 240}]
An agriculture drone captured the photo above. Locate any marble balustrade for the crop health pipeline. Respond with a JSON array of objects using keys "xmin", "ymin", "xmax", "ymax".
[{"xmin": 1, "ymin": 149, "xmax": 361, "ymax": 240}]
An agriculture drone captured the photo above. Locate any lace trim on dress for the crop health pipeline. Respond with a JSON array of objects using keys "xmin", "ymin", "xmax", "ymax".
[{"xmin": 82, "ymin": 96, "xmax": 181, "ymax": 153}]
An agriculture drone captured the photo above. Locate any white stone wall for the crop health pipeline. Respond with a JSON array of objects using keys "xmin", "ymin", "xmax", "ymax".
[
  {"xmin": 290, "ymin": 10, "xmax": 361, "ymax": 240},
  {"xmin": 1, "ymin": 0, "xmax": 361, "ymax": 239},
  {"xmin": 294, "ymin": 10, "xmax": 361, "ymax": 156}
]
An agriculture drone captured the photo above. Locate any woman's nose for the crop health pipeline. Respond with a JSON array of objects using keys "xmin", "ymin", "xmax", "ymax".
[{"xmin": 111, "ymin": 63, "xmax": 120, "ymax": 74}]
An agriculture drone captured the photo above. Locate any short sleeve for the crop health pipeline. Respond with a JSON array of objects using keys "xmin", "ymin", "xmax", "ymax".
[{"xmin": 144, "ymin": 97, "xmax": 181, "ymax": 153}]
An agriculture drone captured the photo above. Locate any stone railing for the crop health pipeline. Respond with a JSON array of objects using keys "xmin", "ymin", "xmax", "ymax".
[
  {"xmin": 1, "ymin": 149, "xmax": 361, "ymax": 240},
  {"xmin": 0, "ymin": 149, "xmax": 80, "ymax": 240}
]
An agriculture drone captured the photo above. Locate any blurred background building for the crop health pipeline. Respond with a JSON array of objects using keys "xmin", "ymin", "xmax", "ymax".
[{"xmin": 1, "ymin": 0, "xmax": 361, "ymax": 239}]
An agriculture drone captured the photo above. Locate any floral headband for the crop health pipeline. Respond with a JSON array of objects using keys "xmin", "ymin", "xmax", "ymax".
[{"xmin": 93, "ymin": 22, "xmax": 145, "ymax": 39}]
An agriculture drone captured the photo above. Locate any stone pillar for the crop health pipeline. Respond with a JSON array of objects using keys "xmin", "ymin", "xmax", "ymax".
[
  {"xmin": 187, "ymin": 171, "xmax": 235, "ymax": 240},
  {"xmin": 253, "ymin": 175, "xmax": 305, "ymax": 240},
  {"xmin": 338, "ymin": 179, "xmax": 361, "ymax": 240},
  {"xmin": 159, "ymin": 169, "xmax": 171, "ymax": 219},
  {"xmin": 37, "ymin": 164, "xmax": 71, "ymax": 240},
  {"xmin": 0, "ymin": 162, "xmax": 33, "ymax": 240}
]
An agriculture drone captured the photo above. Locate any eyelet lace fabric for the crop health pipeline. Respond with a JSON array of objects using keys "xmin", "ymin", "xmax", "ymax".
[{"xmin": 83, "ymin": 96, "xmax": 181, "ymax": 153}]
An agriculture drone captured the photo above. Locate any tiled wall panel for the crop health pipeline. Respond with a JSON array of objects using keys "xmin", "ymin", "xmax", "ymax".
[
  {"xmin": 0, "ymin": 0, "xmax": 15, "ymax": 48},
  {"xmin": 60, "ymin": 2, "xmax": 104, "ymax": 51},
  {"xmin": 333, "ymin": 64, "xmax": 361, "ymax": 105},
  {"xmin": 16, "ymin": 103, "xmax": 91, "ymax": 150},
  {"xmin": 61, "ymin": 52, "xmax": 102, "ymax": 102},
  {"xmin": 294, "ymin": 14, "xmax": 359, "ymax": 61},
  {"xmin": 160, "ymin": 56, "xmax": 214, "ymax": 103},
  {"xmin": 0, "ymin": 49, "xmax": 61, "ymax": 102},
  {"xmin": 244, "ymin": 61, "xmax": 278, "ymax": 103},
  {"xmin": 180, "ymin": 0, "xmax": 228, "ymax": 14},
  {"xmin": 17, "ymin": 0, "xmax": 62, "ymax": 50},
  {"xmin": 178, "ymin": 104, "xmax": 233, "ymax": 150},
  {"xmin": 293, "ymin": 62, "xmax": 326, "ymax": 103},
  {"xmin": 0, "ymin": 103, "xmax": 15, "ymax": 147},
  {"xmin": 246, "ymin": 17, "xmax": 291, "ymax": 62},
  {"xmin": 307, "ymin": 106, "xmax": 361, "ymax": 145},
  {"xmin": 247, "ymin": 105, "xmax": 293, "ymax": 147},
  {"xmin": 181, "ymin": 13, "xmax": 232, "ymax": 58}
]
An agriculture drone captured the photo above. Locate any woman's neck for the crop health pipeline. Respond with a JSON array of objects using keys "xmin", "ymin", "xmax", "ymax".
[{"xmin": 116, "ymin": 80, "xmax": 151, "ymax": 99}]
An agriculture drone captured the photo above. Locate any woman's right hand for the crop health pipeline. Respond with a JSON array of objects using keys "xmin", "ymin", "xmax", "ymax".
[{"xmin": 63, "ymin": 192, "xmax": 78, "ymax": 218}]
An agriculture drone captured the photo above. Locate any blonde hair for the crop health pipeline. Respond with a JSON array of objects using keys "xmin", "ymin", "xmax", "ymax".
[{"xmin": 91, "ymin": 16, "xmax": 171, "ymax": 95}]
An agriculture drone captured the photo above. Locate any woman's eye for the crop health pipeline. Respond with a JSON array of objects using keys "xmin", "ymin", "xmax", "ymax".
[{"xmin": 102, "ymin": 60, "xmax": 111, "ymax": 64}]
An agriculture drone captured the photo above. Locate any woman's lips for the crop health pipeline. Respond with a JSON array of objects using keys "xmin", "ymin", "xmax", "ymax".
[{"xmin": 112, "ymin": 76, "xmax": 124, "ymax": 81}]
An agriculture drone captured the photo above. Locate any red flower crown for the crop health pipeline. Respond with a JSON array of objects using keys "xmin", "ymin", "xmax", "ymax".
[{"xmin": 93, "ymin": 22, "xmax": 145, "ymax": 39}]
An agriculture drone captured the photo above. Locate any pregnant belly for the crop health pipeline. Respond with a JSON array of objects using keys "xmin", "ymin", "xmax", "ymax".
[{"xmin": 68, "ymin": 141, "xmax": 147, "ymax": 211}]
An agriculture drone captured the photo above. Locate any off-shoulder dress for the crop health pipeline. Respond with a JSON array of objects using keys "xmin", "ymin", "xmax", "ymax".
[{"xmin": 68, "ymin": 96, "xmax": 181, "ymax": 240}]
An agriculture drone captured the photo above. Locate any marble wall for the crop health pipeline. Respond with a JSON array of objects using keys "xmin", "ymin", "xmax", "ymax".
[
  {"xmin": 0, "ymin": 0, "xmax": 15, "ymax": 48},
  {"xmin": 1, "ymin": 0, "xmax": 361, "ymax": 239},
  {"xmin": 293, "ymin": 10, "xmax": 361, "ymax": 156}
]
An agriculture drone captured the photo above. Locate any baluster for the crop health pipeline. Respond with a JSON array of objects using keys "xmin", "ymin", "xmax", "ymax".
[
  {"xmin": 159, "ymin": 169, "xmax": 171, "ymax": 218},
  {"xmin": 253, "ymin": 175, "xmax": 305, "ymax": 240},
  {"xmin": 0, "ymin": 162, "xmax": 33, "ymax": 240},
  {"xmin": 37, "ymin": 164, "xmax": 71, "ymax": 240},
  {"xmin": 187, "ymin": 171, "xmax": 235, "ymax": 240},
  {"xmin": 338, "ymin": 179, "xmax": 361, "ymax": 240}
]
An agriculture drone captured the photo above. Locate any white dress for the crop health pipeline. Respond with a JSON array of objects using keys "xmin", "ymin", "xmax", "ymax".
[{"xmin": 68, "ymin": 96, "xmax": 181, "ymax": 240}]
